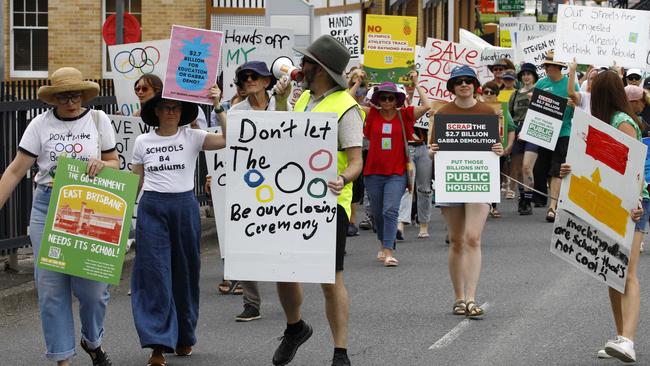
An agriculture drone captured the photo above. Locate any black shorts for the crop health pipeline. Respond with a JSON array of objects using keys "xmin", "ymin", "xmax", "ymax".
[
  {"xmin": 335, "ymin": 204, "xmax": 349, "ymax": 272},
  {"xmin": 351, "ymin": 150, "xmax": 369, "ymax": 204},
  {"xmin": 549, "ymin": 136, "xmax": 569, "ymax": 177}
]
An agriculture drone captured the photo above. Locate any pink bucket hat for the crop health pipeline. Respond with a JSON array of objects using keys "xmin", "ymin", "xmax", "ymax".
[{"xmin": 624, "ymin": 85, "xmax": 644, "ymax": 101}]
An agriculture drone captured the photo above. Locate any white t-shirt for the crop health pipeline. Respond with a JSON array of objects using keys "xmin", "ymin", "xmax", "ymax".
[
  {"xmin": 195, "ymin": 107, "xmax": 208, "ymax": 130},
  {"xmin": 18, "ymin": 109, "xmax": 116, "ymax": 185},
  {"xmin": 132, "ymin": 127, "xmax": 208, "ymax": 193},
  {"xmin": 577, "ymin": 91, "xmax": 592, "ymax": 115}
]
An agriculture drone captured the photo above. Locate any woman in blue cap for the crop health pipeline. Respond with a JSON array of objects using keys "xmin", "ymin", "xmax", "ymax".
[
  {"xmin": 428, "ymin": 65, "xmax": 503, "ymax": 318},
  {"xmin": 509, "ymin": 62, "xmax": 539, "ymax": 215}
]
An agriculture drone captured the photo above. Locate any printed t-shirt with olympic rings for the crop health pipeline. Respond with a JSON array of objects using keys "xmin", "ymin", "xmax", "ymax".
[{"xmin": 18, "ymin": 108, "xmax": 117, "ymax": 185}]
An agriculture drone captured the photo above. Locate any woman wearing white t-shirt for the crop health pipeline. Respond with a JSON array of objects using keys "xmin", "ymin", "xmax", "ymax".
[
  {"xmin": 130, "ymin": 92, "xmax": 225, "ymax": 366},
  {"xmin": 0, "ymin": 67, "xmax": 118, "ymax": 366}
]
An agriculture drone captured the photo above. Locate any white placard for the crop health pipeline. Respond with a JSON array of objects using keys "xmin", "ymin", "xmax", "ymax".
[
  {"xmin": 224, "ymin": 111, "xmax": 339, "ymax": 283},
  {"xmin": 512, "ymin": 23, "xmax": 556, "ymax": 62},
  {"xmin": 319, "ymin": 13, "xmax": 361, "ymax": 59},
  {"xmin": 109, "ymin": 40, "xmax": 170, "ymax": 116},
  {"xmin": 221, "ymin": 26, "xmax": 295, "ymax": 101},
  {"xmin": 555, "ymin": 5, "xmax": 650, "ymax": 68},
  {"xmin": 205, "ymin": 127, "xmax": 227, "ymax": 259},
  {"xmin": 434, "ymin": 151, "xmax": 500, "ymax": 203},
  {"xmin": 551, "ymin": 108, "xmax": 647, "ymax": 292},
  {"xmin": 499, "ymin": 16, "xmax": 536, "ymax": 48},
  {"xmin": 521, "ymin": 33, "xmax": 556, "ymax": 78}
]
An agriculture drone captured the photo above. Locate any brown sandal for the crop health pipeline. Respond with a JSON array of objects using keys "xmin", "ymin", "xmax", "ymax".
[
  {"xmin": 453, "ymin": 300, "xmax": 466, "ymax": 315},
  {"xmin": 465, "ymin": 301, "xmax": 484, "ymax": 319},
  {"xmin": 546, "ymin": 207, "xmax": 556, "ymax": 222}
]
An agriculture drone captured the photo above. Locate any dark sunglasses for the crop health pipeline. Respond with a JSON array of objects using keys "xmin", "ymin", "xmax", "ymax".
[
  {"xmin": 379, "ymin": 94, "xmax": 396, "ymax": 102},
  {"xmin": 491, "ymin": 67, "xmax": 505, "ymax": 72},
  {"xmin": 483, "ymin": 89, "xmax": 497, "ymax": 96},
  {"xmin": 627, "ymin": 75, "xmax": 641, "ymax": 81},
  {"xmin": 134, "ymin": 85, "xmax": 150, "ymax": 93},
  {"xmin": 453, "ymin": 78, "xmax": 474, "ymax": 86},
  {"xmin": 240, "ymin": 72, "xmax": 261, "ymax": 81}
]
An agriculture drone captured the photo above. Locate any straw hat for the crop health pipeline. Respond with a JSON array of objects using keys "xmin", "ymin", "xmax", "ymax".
[
  {"xmin": 542, "ymin": 51, "xmax": 567, "ymax": 68},
  {"xmin": 37, "ymin": 67, "xmax": 100, "ymax": 105}
]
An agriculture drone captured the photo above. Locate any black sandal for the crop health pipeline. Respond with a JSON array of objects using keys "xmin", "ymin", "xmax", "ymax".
[
  {"xmin": 452, "ymin": 299, "xmax": 466, "ymax": 315},
  {"xmin": 465, "ymin": 301, "xmax": 484, "ymax": 319}
]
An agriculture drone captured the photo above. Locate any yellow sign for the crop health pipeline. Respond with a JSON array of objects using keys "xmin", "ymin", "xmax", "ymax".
[
  {"xmin": 364, "ymin": 14, "xmax": 417, "ymax": 84},
  {"xmin": 500, "ymin": 30, "xmax": 512, "ymax": 48}
]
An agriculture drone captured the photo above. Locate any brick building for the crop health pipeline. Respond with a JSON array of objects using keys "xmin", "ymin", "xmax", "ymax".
[{"xmin": 2, "ymin": 0, "xmax": 478, "ymax": 80}]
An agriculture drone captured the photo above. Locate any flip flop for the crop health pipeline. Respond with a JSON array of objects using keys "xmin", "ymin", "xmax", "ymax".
[
  {"xmin": 376, "ymin": 251, "xmax": 386, "ymax": 262},
  {"xmin": 384, "ymin": 256, "xmax": 399, "ymax": 267},
  {"xmin": 417, "ymin": 232, "xmax": 430, "ymax": 238},
  {"xmin": 546, "ymin": 207, "xmax": 556, "ymax": 222}
]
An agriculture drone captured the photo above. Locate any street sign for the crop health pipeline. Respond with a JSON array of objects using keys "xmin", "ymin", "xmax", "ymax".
[
  {"xmin": 102, "ymin": 12, "xmax": 141, "ymax": 46},
  {"xmin": 496, "ymin": 0, "xmax": 525, "ymax": 12}
]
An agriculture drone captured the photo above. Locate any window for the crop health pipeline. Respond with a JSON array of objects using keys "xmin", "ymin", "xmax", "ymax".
[
  {"xmin": 11, "ymin": 0, "xmax": 48, "ymax": 77},
  {"xmin": 102, "ymin": 0, "xmax": 142, "ymax": 77}
]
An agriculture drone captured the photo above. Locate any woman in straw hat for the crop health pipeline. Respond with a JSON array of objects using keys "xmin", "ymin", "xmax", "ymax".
[
  {"xmin": 0, "ymin": 67, "xmax": 118, "ymax": 366},
  {"xmin": 129, "ymin": 90, "xmax": 225, "ymax": 366}
]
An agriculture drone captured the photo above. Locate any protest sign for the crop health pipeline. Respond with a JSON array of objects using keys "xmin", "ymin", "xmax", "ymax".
[
  {"xmin": 496, "ymin": 0, "xmax": 525, "ymax": 13},
  {"xmin": 414, "ymin": 101, "xmax": 446, "ymax": 130},
  {"xmin": 434, "ymin": 151, "xmax": 500, "ymax": 203},
  {"xmin": 519, "ymin": 88, "xmax": 567, "ymax": 150},
  {"xmin": 320, "ymin": 13, "xmax": 361, "ymax": 60},
  {"xmin": 109, "ymin": 115, "xmax": 152, "ymax": 172},
  {"xmin": 163, "ymin": 25, "xmax": 223, "ymax": 105},
  {"xmin": 364, "ymin": 14, "xmax": 417, "ymax": 83},
  {"xmin": 499, "ymin": 16, "xmax": 536, "ymax": 48},
  {"xmin": 224, "ymin": 111, "xmax": 339, "ymax": 283},
  {"xmin": 555, "ymin": 5, "xmax": 650, "ymax": 69},
  {"xmin": 221, "ymin": 25, "xmax": 294, "ymax": 101},
  {"xmin": 512, "ymin": 22, "xmax": 556, "ymax": 62},
  {"xmin": 37, "ymin": 157, "xmax": 139, "ymax": 285},
  {"xmin": 109, "ymin": 40, "xmax": 169, "ymax": 116},
  {"xmin": 551, "ymin": 108, "xmax": 646, "ymax": 292},
  {"xmin": 433, "ymin": 114, "xmax": 500, "ymax": 151},
  {"xmin": 521, "ymin": 33, "xmax": 556, "ymax": 78},
  {"xmin": 416, "ymin": 38, "xmax": 482, "ymax": 103},
  {"xmin": 204, "ymin": 127, "xmax": 227, "ymax": 259}
]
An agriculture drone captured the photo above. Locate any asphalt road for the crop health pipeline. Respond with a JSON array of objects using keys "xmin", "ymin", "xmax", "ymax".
[{"xmin": 2, "ymin": 199, "xmax": 650, "ymax": 366}]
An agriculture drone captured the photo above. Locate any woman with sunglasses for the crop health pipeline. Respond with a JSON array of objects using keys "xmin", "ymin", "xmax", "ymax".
[
  {"xmin": 559, "ymin": 71, "xmax": 647, "ymax": 363},
  {"xmin": 625, "ymin": 69, "xmax": 643, "ymax": 87},
  {"xmin": 429, "ymin": 65, "xmax": 503, "ymax": 318},
  {"xmin": 508, "ymin": 63, "xmax": 539, "ymax": 215},
  {"xmin": 0, "ymin": 67, "xmax": 118, "ymax": 366},
  {"xmin": 130, "ymin": 90, "xmax": 225, "ymax": 366},
  {"xmin": 360, "ymin": 72, "xmax": 431, "ymax": 266},
  {"xmin": 133, "ymin": 74, "xmax": 209, "ymax": 129}
]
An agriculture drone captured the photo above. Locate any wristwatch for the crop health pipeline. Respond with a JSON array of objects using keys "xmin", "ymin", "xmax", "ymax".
[
  {"xmin": 339, "ymin": 174, "xmax": 350, "ymax": 185},
  {"xmin": 214, "ymin": 105, "xmax": 225, "ymax": 113}
]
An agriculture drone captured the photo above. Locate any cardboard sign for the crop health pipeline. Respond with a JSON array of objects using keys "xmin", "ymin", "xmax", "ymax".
[
  {"xmin": 416, "ymin": 38, "xmax": 482, "ymax": 103},
  {"xmin": 109, "ymin": 115, "xmax": 152, "ymax": 172},
  {"xmin": 512, "ymin": 23, "xmax": 556, "ymax": 62},
  {"xmin": 221, "ymin": 26, "xmax": 294, "ymax": 101},
  {"xmin": 433, "ymin": 114, "xmax": 500, "ymax": 151},
  {"xmin": 521, "ymin": 33, "xmax": 556, "ymax": 78},
  {"xmin": 108, "ymin": 40, "xmax": 170, "ymax": 116},
  {"xmin": 163, "ymin": 25, "xmax": 223, "ymax": 105},
  {"xmin": 204, "ymin": 127, "xmax": 227, "ymax": 259},
  {"xmin": 224, "ymin": 111, "xmax": 339, "ymax": 284},
  {"xmin": 555, "ymin": 5, "xmax": 650, "ymax": 68},
  {"xmin": 37, "ymin": 157, "xmax": 139, "ymax": 285},
  {"xmin": 519, "ymin": 88, "xmax": 567, "ymax": 150},
  {"xmin": 434, "ymin": 151, "xmax": 500, "ymax": 203},
  {"xmin": 364, "ymin": 14, "xmax": 417, "ymax": 83},
  {"xmin": 499, "ymin": 16, "xmax": 536, "ymax": 48},
  {"xmin": 551, "ymin": 108, "xmax": 647, "ymax": 293},
  {"xmin": 320, "ymin": 13, "xmax": 361, "ymax": 60}
]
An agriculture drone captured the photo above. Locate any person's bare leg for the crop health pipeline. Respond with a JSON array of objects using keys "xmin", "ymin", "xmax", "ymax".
[
  {"xmin": 57, "ymin": 360, "xmax": 70, "ymax": 366},
  {"xmin": 277, "ymin": 282, "xmax": 303, "ymax": 324},
  {"xmin": 462, "ymin": 203, "xmax": 490, "ymax": 302},
  {"xmin": 549, "ymin": 177, "xmax": 562, "ymax": 210},
  {"xmin": 522, "ymin": 152, "xmax": 538, "ymax": 189},
  {"xmin": 321, "ymin": 271, "xmax": 349, "ymax": 348},
  {"xmin": 442, "ymin": 206, "xmax": 466, "ymax": 301},
  {"xmin": 619, "ymin": 231, "xmax": 643, "ymax": 340}
]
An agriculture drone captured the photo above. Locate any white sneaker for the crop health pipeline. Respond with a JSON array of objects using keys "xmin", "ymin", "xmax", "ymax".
[
  {"xmin": 605, "ymin": 336, "xmax": 636, "ymax": 363},
  {"xmin": 641, "ymin": 241, "xmax": 645, "ymax": 253},
  {"xmin": 597, "ymin": 349, "xmax": 612, "ymax": 358}
]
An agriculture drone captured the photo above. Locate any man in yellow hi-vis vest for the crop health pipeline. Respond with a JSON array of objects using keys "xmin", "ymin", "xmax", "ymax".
[{"xmin": 271, "ymin": 35, "xmax": 364, "ymax": 366}]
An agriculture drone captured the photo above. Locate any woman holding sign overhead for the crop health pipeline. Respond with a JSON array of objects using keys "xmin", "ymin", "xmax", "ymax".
[
  {"xmin": 360, "ymin": 73, "xmax": 431, "ymax": 267},
  {"xmin": 560, "ymin": 71, "xmax": 648, "ymax": 363},
  {"xmin": 428, "ymin": 65, "xmax": 503, "ymax": 319},
  {"xmin": 130, "ymin": 89, "xmax": 225, "ymax": 366},
  {"xmin": 0, "ymin": 67, "xmax": 118, "ymax": 366}
]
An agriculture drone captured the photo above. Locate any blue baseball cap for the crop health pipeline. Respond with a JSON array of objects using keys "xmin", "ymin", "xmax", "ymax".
[{"xmin": 446, "ymin": 65, "xmax": 478, "ymax": 93}]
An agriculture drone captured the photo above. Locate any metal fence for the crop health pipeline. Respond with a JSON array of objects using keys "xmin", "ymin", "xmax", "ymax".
[{"xmin": 0, "ymin": 79, "xmax": 211, "ymax": 258}]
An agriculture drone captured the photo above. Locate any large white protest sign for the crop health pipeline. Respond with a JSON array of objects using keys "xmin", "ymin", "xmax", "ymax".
[
  {"xmin": 499, "ymin": 16, "xmax": 536, "ymax": 48},
  {"xmin": 221, "ymin": 26, "xmax": 294, "ymax": 101},
  {"xmin": 512, "ymin": 23, "xmax": 556, "ymax": 62},
  {"xmin": 434, "ymin": 152, "xmax": 500, "ymax": 203},
  {"xmin": 551, "ymin": 108, "xmax": 647, "ymax": 292},
  {"xmin": 459, "ymin": 28, "xmax": 515, "ymax": 67},
  {"xmin": 555, "ymin": 5, "xmax": 650, "ymax": 68},
  {"xmin": 519, "ymin": 88, "xmax": 567, "ymax": 150},
  {"xmin": 521, "ymin": 33, "xmax": 556, "ymax": 78},
  {"xmin": 319, "ymin": 13, "xmax": 361, "ymax": 59},
  {"xmin": 204, "ymin": 127, "xmax": 227, "ymax": 259},
  {"xmin": 224, "ymin": 111, "xmax": 339, "ymax": 283},
  {"xmin": 109, "ymin": 40, "xmax": 170, "ymax": 116},
  {"xmin": 108, "ymin": 115, "xmax": 152, "ymax": 172}
]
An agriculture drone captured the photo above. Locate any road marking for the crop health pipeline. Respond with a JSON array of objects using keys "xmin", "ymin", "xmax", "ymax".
[{"xmin": 429, "ymin": 302, "xmax": 490, "ymax": 350}]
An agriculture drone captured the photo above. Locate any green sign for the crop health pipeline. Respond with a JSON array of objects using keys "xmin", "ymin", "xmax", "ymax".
[
  {"xmin": 497, "ymin": 0, "xmax": 525, "ymax": 12},
  {"xmin": 37, "ymin": 157, "xmax": 139, "ymax": 285}
]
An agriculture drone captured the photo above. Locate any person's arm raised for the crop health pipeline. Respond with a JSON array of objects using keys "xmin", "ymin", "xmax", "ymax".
[{"xmin": 0, "ymin": 151, "xmax": 36, "ymax": 208}]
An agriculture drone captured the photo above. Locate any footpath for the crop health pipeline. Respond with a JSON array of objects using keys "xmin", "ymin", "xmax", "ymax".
[{"xmin": 0, "ymin": 209, "xmax": 217, "ymax": 316}]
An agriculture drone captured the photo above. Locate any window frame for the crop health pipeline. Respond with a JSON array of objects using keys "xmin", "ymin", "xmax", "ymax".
[{"xmin": 10, "ymin": 0, "xmax": 49, "ymax": 78}]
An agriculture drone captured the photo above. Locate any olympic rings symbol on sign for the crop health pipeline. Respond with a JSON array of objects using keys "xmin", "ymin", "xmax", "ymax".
[
  {"xmin": 113, "ymin": 46, "xmax": 161, "ymax": 77},
  {"xmin": 55, "ymin": 143, "xmax": 84, "ymax": 154}
]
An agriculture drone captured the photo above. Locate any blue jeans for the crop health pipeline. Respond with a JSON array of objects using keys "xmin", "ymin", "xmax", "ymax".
[
  {"xmin": 364, "ymin": 174, "xmax": 407, "ymax": 249},
  {"xmin": 131, "ymin": 190, "xmax": 201, "ymax": 351},
  {"xmin": 30, "ymin": 185, "xmax": 110, "ymax": 361}
]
